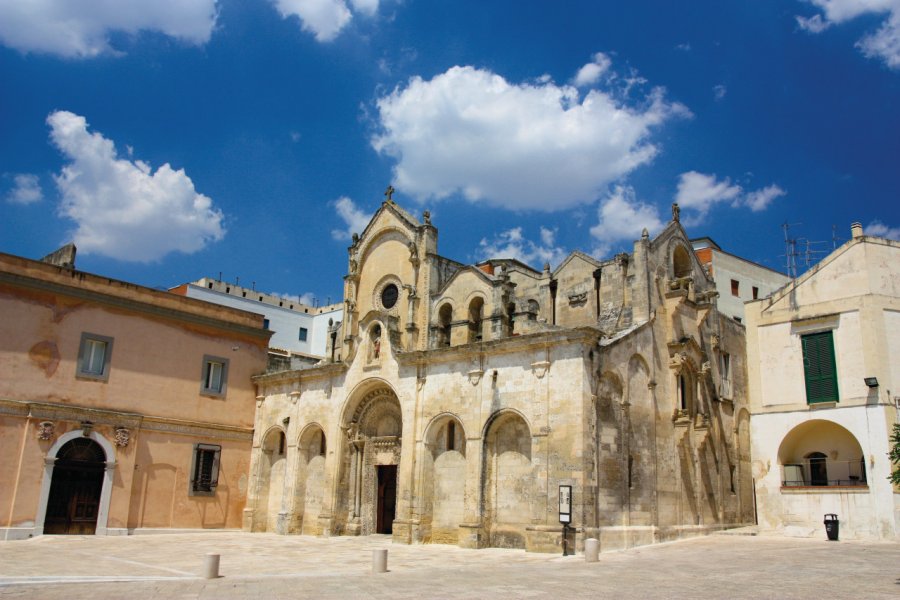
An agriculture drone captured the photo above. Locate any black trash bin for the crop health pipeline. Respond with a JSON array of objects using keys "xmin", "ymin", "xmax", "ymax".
[{"xmin": 824, "ymin": 514, "xmax": 839, "ymax": 541}]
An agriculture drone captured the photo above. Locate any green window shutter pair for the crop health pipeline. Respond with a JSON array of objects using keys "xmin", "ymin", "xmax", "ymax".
[{"xmin": 801, "ymin": 331, "xmax": 839, "ymax": 404}]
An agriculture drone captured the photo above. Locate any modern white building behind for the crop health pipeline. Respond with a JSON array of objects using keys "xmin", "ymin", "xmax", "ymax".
[
  {"xmin": 744, "ymin": 223, "xmax": 899, "ymax": 540},
  {"xmin": 692, "ymin": 237, "xmax": 791, "ymax": 323},
  {"xmin": 171, "ymin": 278, "xmax": 342, "ymax": 362}
]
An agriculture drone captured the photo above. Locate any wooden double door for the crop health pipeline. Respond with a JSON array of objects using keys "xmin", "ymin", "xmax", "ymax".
[{"xmin": 44, "ymin": 439, "xmax": 105, "ymax": 535}]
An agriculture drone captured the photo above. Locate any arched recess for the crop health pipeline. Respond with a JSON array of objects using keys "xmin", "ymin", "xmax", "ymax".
[
  {"xmin": 467, "ymin": 296, "xmax": 485, "ymax": 343},
  {"xmin": 339, "ymin": 385, "xmax": 403, "ymax": 536},
  {"xmin": 595, "ymin": 372, "xmax": 623, "ymax": 527},
  {"xmin": 777, "ymin": 420, "xmax": 865, "ymax": 486},
  {"xmin": 295, "ymin": 424, "xmax": 327, "ymax": 535},
  {"xmin": 482, "ymin": 410, "xmax": 532, "ymax": 549},
  {"xmin": 36, "ymin": 429, "xmax": 116, "ymax": 536},
  {"xmin": 255, "ymin": 426, "xmax": 288, "ymax": 532},
  {"xmin": 421, "ymin": 413, "xmax": 466, "ymax": 543},
  {"xmin": 436, "ymin": 302, "xmax": 453, "ymax": 348},
  {"xmin": 672, "ymin": 243, "xmax": 693, "ymax": 279}
]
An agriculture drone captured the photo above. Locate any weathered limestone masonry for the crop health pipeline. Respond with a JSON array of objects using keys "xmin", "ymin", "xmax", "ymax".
[{"xmin": 246, "ymin": 198, "xmax": 754, "ymax": 552}]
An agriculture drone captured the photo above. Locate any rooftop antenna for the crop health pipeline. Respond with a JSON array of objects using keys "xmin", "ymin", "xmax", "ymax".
[
  {"xmin": 832, "ymin": 225, "xmax": 841, "ymax": 250},
  {"xmin": 782, "ymin": 222, "xmax": 800, "ymax": 278},
  {"xmin": 218, "ymin": 271, "xmax": 222, "ymax": 282}
]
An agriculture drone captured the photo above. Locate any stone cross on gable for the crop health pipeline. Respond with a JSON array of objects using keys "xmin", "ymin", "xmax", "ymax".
[{"xmin": 384, "ymin": 185, "xmax": 395, "ymax": 202}]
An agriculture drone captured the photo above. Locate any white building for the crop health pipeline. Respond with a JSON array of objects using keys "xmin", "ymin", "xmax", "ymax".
[
  {"xmin": 692, "ymin": 237, "xmax": 790, "ymax": 323},
  {"xmin": 745, "ymin": 223, "xmax": 899, "ymax": 540},
  {"xmin": 171, "ymin": 278, "xmax": 342, "ymax": 363}
]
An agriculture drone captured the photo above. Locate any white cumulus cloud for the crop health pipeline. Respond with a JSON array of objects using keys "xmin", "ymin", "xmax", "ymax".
[
  {"xmin": 372, "ymin": 65, "xmax": 688, "ymax": 212},
  {"xmin": 272, "ymin": 0, "xmax": 351, "ymax": 42},
  {"xmin": 478, "ymin": 227, "xmax": 567, "ymax": 268},
  {"xmin": 271, "ymin": 0, "xmax": 379, "ymax": 42},
  {"xmin": 865, "ymin": 220, "xmax": 900, "ymax": 240},
  {"xmin": 331, "ymin": 196, "xmax": 372, "ymax": 240},
  {"xmin": 674, "ymin": 171, "xmax": 785, "ymax": 224},
  {"xmin": 590, "ymin": 185, "xmax": 665, "ymax": 257},
  {"xmin": 349, "ymin": 0, "xmax": 379, "ymax": 16},
  {"xmin": 0, "ymin": 0, "xmax": 217, "ymax": 58},
  {"xmin": 796, "ymin": 0, "xmax": 900, "ymax": 69},
  {"xmin": 47, "ymin": 110, "xmax": 225, "ymax": 262},
  {"xmin": 573, "ymin": 52, "xmax": 612, "ymax": 87},
  {"xmin": 6, "ymin": 173, "xmax": 43, "ymax": 205}
]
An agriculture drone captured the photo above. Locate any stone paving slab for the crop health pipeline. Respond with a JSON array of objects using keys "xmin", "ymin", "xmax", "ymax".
[{"xmin": 0, "ymin": 532, "xmax": 898, "ymax": 599}]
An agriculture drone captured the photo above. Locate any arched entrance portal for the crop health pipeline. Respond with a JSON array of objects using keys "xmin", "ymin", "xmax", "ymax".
[
  {"xmin": 341, "ymin": 386, "xmax": 402, "ymax": 536},
  {"xmin": 44, "ymin": 438, "xmax": 105, "ymax": 534}
]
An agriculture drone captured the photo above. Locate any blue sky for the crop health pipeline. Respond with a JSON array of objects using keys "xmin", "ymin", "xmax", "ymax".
[{"xmin": 2, "ymin": 0, "xmax": 899, "ymax": 305}]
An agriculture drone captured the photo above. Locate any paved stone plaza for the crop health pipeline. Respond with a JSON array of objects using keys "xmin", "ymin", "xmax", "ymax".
[{"xmin": 0, "ymin": 532, "xmax": 897, "ymax": 599}]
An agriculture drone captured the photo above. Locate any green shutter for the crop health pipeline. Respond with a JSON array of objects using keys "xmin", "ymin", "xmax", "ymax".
[{"xmin": 802, "ymin": 331, "xmax": 839, "ymax": 403}]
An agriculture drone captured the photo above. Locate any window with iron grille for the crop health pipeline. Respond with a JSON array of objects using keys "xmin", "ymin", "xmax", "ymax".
[{"xmin": 190, "ymin": 444, "xmax": 221, "ymax": 496}]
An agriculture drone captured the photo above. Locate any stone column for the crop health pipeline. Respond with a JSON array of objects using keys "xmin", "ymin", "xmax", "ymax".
[{"xmin": 459, "ymin": 435, "xmax": 485, "ymax": 548}]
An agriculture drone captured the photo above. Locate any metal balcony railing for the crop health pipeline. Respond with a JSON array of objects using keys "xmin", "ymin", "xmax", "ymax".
[{"xmin": 781, "ymin": 458, "xmax": 867, "ymax": 487}]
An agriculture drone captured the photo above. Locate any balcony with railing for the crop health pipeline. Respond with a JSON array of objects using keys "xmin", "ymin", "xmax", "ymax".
[{"xmin": 781, "ymin": 457, "xmax": 867, "ymax": 488}]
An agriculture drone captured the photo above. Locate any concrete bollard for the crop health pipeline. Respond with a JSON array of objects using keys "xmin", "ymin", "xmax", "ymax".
[
  {"xmin": 203, "ymin": 553, "xmax": 221, "ymax": 579},
  {"xmin": 372, "ymin": 548, "xmax": 388, "ymax": 573},
  {"xmin": 584, "ymin": 538, "xmax": 600, "ymax": 563}
]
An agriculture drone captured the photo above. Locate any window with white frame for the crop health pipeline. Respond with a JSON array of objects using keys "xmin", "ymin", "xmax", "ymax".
[
  {"xmin": 190, "ymin": 443, "xmax": 221, "ymax": 495},
  {"xmin": 200, "ymin": 355, "xmax": 229, "ymax": 397},
  {"xmin": 76, "ymin": 332, "xmax": 113, "ymax": 381}
]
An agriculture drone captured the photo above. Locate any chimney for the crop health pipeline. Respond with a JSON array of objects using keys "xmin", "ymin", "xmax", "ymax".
[{"xmin": 851, "ymin": 222, "xmax": 863, "ymax": 239}]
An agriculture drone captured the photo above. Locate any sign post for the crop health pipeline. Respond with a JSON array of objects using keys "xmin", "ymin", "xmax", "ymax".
[{"xmin": 559, "ymin": 484, "xmax": 572, "ymax": 556}]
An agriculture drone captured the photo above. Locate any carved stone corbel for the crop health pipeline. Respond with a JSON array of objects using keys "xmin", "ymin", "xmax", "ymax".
[
  {"xmin": 467, "ymin": 369, "xmax": 484, "ymax": 386},
  {"xmin": 531, "ymin": 361, "xmax": 550, "ymax": 379}
]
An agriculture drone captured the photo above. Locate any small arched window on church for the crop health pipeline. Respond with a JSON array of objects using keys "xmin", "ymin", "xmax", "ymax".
[
  {"xmin": 438, "ymin": 303, "xmax": 452, "ymax": 347},
  {"xmin": 673, "ymin": 245, "xmax": 692, "ymax": 279},
  {"xmin": 527, "ymin": 299, "xmax": 540, "ymax": 321},
  {"xmin": 468, "ymin": 297, "xmax": 484, "ymax": 344},
  {"xmin": 319, "ymin": 430, "xmax": 326, "ymax": 457},
  {"xmin": 678, "ymin": 372, "xmax": 694, "ymax": 414},
  {"xmin": 447, "ymin": 420, "xmax": 456, "ymax": 451},
  {"xmin": 278, "ymin": 431, "xmax": 286, "ymax": 455},
  {"xmin": 506, "ymin": 302, "xmax": 516, "ymax": 336}
]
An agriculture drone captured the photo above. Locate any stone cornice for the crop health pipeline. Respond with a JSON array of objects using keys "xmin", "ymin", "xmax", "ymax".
[
  {"xmin": 0, "ymin": 397, "xmax": 253, "ymax": 441},
  {"xmin": 252, "ymin": 361, "xmax": 348, "ymax": 386},
  {"xmin": 0, "ymin": 268, "xmax": 270, "ymax": 345},
  {"xmin": 398, "ymin": 327, "xmax": 602, "ymax": 366}
]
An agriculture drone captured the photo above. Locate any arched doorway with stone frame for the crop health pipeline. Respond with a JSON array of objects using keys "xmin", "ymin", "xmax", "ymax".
[
  {"xmin": 481, "ymin": 409, "xmax": 533, "ymax": 549},
  {"xmin": 36, "ymin": 429, "xmax": 116, "ymax": 536},
  {"xmin": 294, "ymin": 423, "xmax": 328, "ymax": 535},
  {"xmin": 253, "ymin": 426, "xmax": 288, "ymax": 532},
  {"xmin": 337, "ymin": 385, "xmax": 403, "ymax": 537},
  {"xmin": 420, "ymin": 413, "xmax": 467, "ymax": 544}
]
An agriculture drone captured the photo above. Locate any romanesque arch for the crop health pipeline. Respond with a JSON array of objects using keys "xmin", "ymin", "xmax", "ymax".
[
  {"xmin": 482, "ymin": 409, "xmax": 532, "ymax": 548},
  {"xmin": 296, "ymin": 423, "xmax": 327, "ymax": 535},
  {"xmin": 777, "ymin": 420, "xmax": 865, "ymax": 486},
  {"xmin": 421, "ymin": 413, "xmax": 466, "ymax": 544},
  {"xmin": 339, "ymin": 385, "xmax": 403, "ymax": 535},
  {"xmin": 254, "ymin": 426, "xmax": 288, "ymax": 532}
]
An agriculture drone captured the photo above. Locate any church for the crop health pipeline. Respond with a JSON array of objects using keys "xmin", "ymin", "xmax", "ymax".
[{"xmin": 245, "ymin": 195, "xmax": 754, "ymax": 552}]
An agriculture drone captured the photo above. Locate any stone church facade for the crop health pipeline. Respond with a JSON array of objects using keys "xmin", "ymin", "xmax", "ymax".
[{"xmin": 246, "ymin": 198, "xmax": 754, "ymax": 552}]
